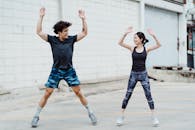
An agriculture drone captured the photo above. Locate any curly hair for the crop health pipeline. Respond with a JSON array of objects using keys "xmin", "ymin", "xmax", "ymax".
[{"xmin": 53, "ymin": 21, "xmax": 72, "ymax": 34}]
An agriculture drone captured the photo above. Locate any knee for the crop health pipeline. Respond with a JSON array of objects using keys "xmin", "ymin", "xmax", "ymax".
[
  {"xmin": 149, "ymin": 101, "xmax": 155, "ymax": 109},
  {"xmin": 75, "ymin": 91, "xmax": 81, "ymax": 97},
  {"xmin": 145, "ymin": 91, "xmax": 152, "ymax": 98},
  {"xmin": 145, "ymin": 95, "xmax": 153, "ymax": 101},
  {"xmin": 75, "ymin": 90, "xmax": 82, "ymax": 98},
  {"xmin": 124, "ymin": 91, "xmax": 132, "ymax": 99},
  {"xmin": 127, "ymin": 89, "xmax": 133, "ymax": 93},
  {"xmin": 44, "ymin": 89, "xmax": 53, "ymax": 98}
]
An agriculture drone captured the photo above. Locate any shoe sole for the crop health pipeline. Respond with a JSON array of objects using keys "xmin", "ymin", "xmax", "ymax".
[
  {"xmin": 116, "ymin": 122, "xmax": 123, "ymax": 126},
  {"xmin": 92, "ymin": 121, "xmax": 97, "ymax": 126},
  {"xmin": 31, "ymin": 125, "xmax": 38, "ymax": 128},
  {"xmin": 153, "ymin": 124, "xmax": 159, "ymax": 127}
]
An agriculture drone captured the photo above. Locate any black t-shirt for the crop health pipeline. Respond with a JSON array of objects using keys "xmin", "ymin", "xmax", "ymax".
[
  {"xmin": 47, "ymin": 35, "xmax": 77, "ymax": 70},
  {"xmin": 132, "ymin": 47, "xmax": 147, "ymax": 72}
]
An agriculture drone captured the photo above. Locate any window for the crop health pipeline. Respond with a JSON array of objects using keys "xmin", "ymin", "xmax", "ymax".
[
  {"xmin": 187, "ymin": 28, "xmax": 195, "ymax": 51},
  {"xmin": 163, "ymin": 0, "xmax": 185, "ymax": 4}
]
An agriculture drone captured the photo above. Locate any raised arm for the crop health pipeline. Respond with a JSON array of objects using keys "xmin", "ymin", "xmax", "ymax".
[
  {"xmin": 118, "ymin": 26, "xmax": 134, "ymax": 52},
  {"xmin": 146, "ymin": 29, "xmax": 161, "ymax": 53},
  {"xmin": 76, "ymin": 9, "xmax": 87, "ymax": 42},
  {"xmin": 36, "ymin": 7, "xmax": 48, "ymax": 42}
]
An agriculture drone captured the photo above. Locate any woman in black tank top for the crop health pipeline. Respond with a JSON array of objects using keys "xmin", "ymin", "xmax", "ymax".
[{"xmin": 116, "ymin": 27, "xmax": 161, "ymax": 127}]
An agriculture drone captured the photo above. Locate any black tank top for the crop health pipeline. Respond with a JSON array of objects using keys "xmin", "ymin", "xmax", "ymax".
[{"xmin": 132, "ymin": 47, "xmax": 147, "ymax": 72}]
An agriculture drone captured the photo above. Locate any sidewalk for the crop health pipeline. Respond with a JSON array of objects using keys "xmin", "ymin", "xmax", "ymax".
[{"xmin": 0, "ymin": 79, "xmax": 195, "ymax": 130}]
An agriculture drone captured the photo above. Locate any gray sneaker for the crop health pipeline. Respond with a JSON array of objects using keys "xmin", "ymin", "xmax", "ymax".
[
  {"xmin": 116, "ymin": 116, "xmax": 124, "ymax": 126},
  {"xmin": 88, "ymin": 112, "xmax": 97, "ymax": 125},
  {"xmin": 31, "ymin": 116, "xmax": 39, "ymax": 128}
]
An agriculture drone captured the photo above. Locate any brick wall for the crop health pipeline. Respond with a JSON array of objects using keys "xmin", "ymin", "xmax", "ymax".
[{"xmin": 0, "ymin": 0, "xmax": 139, "ymax": 89}]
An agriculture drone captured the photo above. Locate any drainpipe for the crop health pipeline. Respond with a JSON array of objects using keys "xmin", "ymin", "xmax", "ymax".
[
  {"xmin": 58, "ymin": 0, "xmax": 63, "ymax": 20},
  {"xmin": 140, "ymin": 0, "xmax": 145, "ymax": 32},
  {"xmin": 178, "ymin": 6, "xmax": 187, "ymax": 67}
]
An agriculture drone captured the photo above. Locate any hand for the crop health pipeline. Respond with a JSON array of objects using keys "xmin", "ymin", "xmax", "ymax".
[
  {"xmin": 78, "ymin": 9, "xmax": 86, "ymax": 20},
  {"xmin": 147, "ymin": 28, "xmax": 155, "ymax": 36},
  {"xmin": 39, "ymin": 7, "xmax": 45, "ymax": 17},
  {"xmin": 125, "ymin": 26, "xmax": 133, "ymax": 35}
]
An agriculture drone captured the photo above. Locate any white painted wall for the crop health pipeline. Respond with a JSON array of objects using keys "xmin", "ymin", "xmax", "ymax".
[
  {"xmin": 0, "ymin": 0, "xmax": 187, "ymax": 90},
  {"xmin": 0, "ymin": 0, "xmax": 140, "ymax": 90},
  {"xmin": 60, "ymin": 0, "xmax": 140, "ymax": 82},
  {"xmin": 0, "ymin": 0, "xmax": 60, "ymax": 89}
]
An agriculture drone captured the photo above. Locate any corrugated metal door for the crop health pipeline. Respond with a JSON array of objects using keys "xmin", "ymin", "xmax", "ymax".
[{"xmin": 145, "ymin": 6, "xmax": 179, "ymax": 67}]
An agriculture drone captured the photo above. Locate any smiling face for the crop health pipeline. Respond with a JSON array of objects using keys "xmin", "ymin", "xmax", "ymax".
[
  {"xmin": 134, "ymin": 34, "xmax": 142, "ymax": 45},
  {"xmin": 53, "ymin": 21, "xmax": 72, "ymax": 40},
  {"xmin": 58, "ymin": 28, "xmax": 69, "ymax": 39}
]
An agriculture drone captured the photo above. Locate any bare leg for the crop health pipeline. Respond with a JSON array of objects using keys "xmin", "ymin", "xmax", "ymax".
[
  {"xmin": 72, "ymin": 86, "xmax": 87, "ymax": 106},
  {"xmin": 72, "ymin": 86, "xmax": 97, "ymax": 125},
  {"xmin": 39, "ymin": 88, "xmax": 54, "ymax": 108},
  {"xmin": 31, "ymin": 88, "xmax": 54, "ymax": 127},
  {"xmin": 116, "ymin": 109, "xmax": 125, "ymax": 126},
  {"xmin": 121, "ymin": 109, "xmax": 125, "ymax": 116},
  {"xmin": 34, "ymin": 88, "xmax": 54, "ymax": 117}
]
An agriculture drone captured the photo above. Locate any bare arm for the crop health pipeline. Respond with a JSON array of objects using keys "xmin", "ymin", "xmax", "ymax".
[
  {"xmin": 76, "ymin": 10, "xmax": 87, "ymax": 42},
  {"xmin": 146, "ymin": 29, "xmax": 161, "ymax": 53},
  {"xmin": 118, "ymin": 27, "xmax": 134, "ymax": 52},
  {"xmin": 36, "ymin": 7, "xmax": 48, "ymax": 42}
]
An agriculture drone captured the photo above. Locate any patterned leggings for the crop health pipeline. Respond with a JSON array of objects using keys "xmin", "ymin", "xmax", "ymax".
[{"xmin": 122, "ymin": 70, "xmax": 154, "ymax": 110}]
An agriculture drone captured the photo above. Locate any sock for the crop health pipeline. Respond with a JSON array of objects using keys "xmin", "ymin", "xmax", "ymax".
[
  {"xmin": 34, "ymin": 106, "xmax": 42, "ymax": 117},
  {"xmin": 85, "ymin": 104, "xmax": 93, "ymax": 114},
  {"xmin": 151, "ymin": 109, "xmax": 155, "ymax": 117},
  {"xmin": 151, "ymin": 112, "xmax": 158, "ymax": 121}
]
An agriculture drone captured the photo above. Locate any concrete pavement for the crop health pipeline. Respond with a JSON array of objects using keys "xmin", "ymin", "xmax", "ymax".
[{"xmin": 0, "ymin": 79, "xmax": 195, "ymax": 130}]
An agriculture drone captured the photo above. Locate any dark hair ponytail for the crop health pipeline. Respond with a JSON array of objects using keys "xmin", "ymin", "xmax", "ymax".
[
  {"xmin": 136, "ymin": 32, "xmax": 149, "ymax": 45},
  {"xmin": 144, "ymin": 39, "xmax": 149, "ymax": 45}
]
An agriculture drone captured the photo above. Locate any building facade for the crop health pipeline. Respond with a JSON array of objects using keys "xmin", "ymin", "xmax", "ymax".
[{"xmin": 0, "ymin": 0, "xmax": 189, "ymax": 90}]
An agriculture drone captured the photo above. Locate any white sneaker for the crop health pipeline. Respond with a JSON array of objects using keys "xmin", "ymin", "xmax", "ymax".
[
  {"xmin": 116, "ymin": 116, "xmax": 124, "ymax": 126},
  {"xmin": 152, "ymin": 117, "xmax": 159, "ymax": 127}
]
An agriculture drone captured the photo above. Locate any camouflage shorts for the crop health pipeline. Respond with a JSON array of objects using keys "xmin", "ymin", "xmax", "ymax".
[{"xmin": 45, "ymin": 67, "xmax": 80, "ymax": 88}]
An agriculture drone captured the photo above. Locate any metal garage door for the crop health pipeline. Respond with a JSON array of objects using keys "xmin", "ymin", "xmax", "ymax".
[{"xmin": 145, "ymin": 6, "xmax": 179, "ymax": 67}]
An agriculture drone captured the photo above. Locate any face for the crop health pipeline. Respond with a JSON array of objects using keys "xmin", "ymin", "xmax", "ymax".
[
  {"xmin": 59, "ymin": 28, "xmax": 69, "ymax": 39},
  {"xmin": 134, "ymin": 34, "xmax": 142, "ymax": 45}
]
